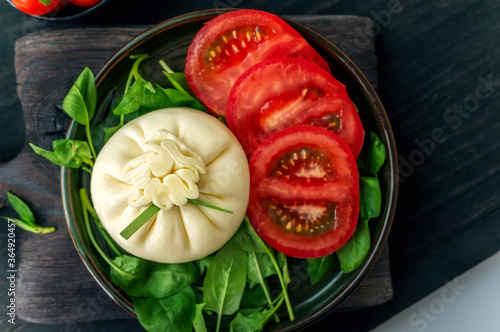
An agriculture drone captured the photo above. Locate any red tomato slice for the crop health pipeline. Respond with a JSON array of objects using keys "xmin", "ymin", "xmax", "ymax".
[
  {"xmin": 185, "ymin": 9, "xmax": 331, "ymax": 117},
  {"xmin": 11, "ymin": 0, "xmax": 60, "ymax": 15},
  {"xmin": 247, "ymin": 125, "xmax": 359, "ymax": 258},
  {"xmin": 227, "ymin": 57, "xmax": 365, "ymax": 159}
]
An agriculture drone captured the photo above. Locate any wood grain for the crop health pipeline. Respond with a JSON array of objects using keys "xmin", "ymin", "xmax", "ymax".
[{"xmin": 2, "ymin": 17, "xmax": 392, "ymax": 324}]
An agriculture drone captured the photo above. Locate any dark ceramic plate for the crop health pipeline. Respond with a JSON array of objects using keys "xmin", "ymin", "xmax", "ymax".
[{"xmin": 62, "ymin": 9, "xmax": 398, "ymax": 331}]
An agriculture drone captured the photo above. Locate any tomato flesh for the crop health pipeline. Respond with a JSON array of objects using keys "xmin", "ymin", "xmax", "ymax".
[
  {"xmin": 227, "ymin": 57, "xmax": 365, "ymax": 158},
  {"xmin": 12, "ymin": 0, "xmax": 60, "ymax": 15},
  {"xmin": 185, "ymin": 9, "xmax": 331, "ymax": 117},
  {"xmin": 248, "ymin": 126, "xmax": 359, "ymax": 258}
]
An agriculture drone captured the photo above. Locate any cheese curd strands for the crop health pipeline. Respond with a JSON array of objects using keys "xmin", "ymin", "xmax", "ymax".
[
  {"xmin": 123, "ymin": 130, "xmax": 206, "ymax": 210},
  {"xmin": 91, "ymin": 108, "xmax": 250, "ymax": 263}
]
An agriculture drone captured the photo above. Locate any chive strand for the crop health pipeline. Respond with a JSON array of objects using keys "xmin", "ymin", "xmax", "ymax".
[
  {"xmin": 120, "ymin": 204, "xmax": 161, "ymax": 240},
  {"xmin": 188, "ymin": 199, "xmax": 233, "ymax": 214}
]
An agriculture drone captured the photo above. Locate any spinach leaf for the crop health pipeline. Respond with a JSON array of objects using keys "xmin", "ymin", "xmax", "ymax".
[
  {"xmin": 30, "ymin": 139, "xmax": 94, "ymax": 171},
  {"xmin": 62, "ymin": 67, "xmax": 96, "ymax": 126},
  {"xmin": 103, "ymin": 124, "xmax": 122, "ymax": 143},
  {"xmin": 2, "ymin": 192, "xmax": 54, "ymax": 234},
  {"xmin": 229, "ymin": 295, "xmax": 285, "ymax": 332},
  {"xmin": 336, "ymin": 219, "xmax": 371, "ymax": 273},
  {"xmin": 193, "ymin": 303, "xmax": 208, "ymax": 332},
  {"xmin": 307, "ymin": 254, "xmax": 334, "ymax": 285},
  {"xmin": 240, "ymin": 284, "xmax": 268, "ymax": 309},
  {"xmin": 140, "ymin": 85, "xmax": 175, "ymax": 109},
  {"xmin": 336, "ymin": 174, "xmax": 382, "ymax": 273},
  {"xmin": 228, "ymin": 219, "xmax": 267, "ymax": 254},
  {"xmin": 195, "ymin": 255, "xmax": 214, "ymax": 277},
  {"xmin": 247, "ymin": 252, "xmax": 276, "ymax": 289},
  {"xmin": 113, "ymin": 76, "xmax": 145, "ymax": 115},
  {"xmin": 53, "ymin": 139, "xmax": 93, "ymax": 166},
  {"xmin": 110, "ymin": 255, "xmax": 198, "ymax": 298},
  {"xmin": 132, "ymin": 286, "xmax": 196, "ymax": 332},
  {"xmin": 203, "ymin": 245, "xmax": 247, "ymax": 332},
  {"xmin": 161, "ymin": 87, "xmax": 206, "ymax": 111},
  {"xmin": 359, "ymin": 176, "xmax": 382, "ymax": 220},
  {"xmin": 6, "ymin": 191, "xmax": 36, "ymax": 226},
  {"xmin": 357, "ymin": 132, "xmax": 386, "ymax": 174}
]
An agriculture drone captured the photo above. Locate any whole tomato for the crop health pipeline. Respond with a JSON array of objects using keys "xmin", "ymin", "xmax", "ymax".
[
  {"xmin": 68, "ymin": 0, "xmax": 101, "ymax": 7},
  {"xmin": 11, "ymin": 0, "xmax": 60, "ymax": 16}
]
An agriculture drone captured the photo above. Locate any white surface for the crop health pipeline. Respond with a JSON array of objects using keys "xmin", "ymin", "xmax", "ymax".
[{"xmin": 372, "ymin": 250, "xmax": 500, "ymax": 332}]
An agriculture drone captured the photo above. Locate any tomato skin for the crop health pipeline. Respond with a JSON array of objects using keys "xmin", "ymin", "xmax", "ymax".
[
  {"xmin": 185, "ymin": 9, "xmax": 331, "ymax": 117},
  {"xmin": 247, "ymin": 125, "xmax": 359, "ymax": 258},
  {"xmin": 227, "ymin": 57, "xmax": 365, "ymax": 158},
  {"xmin": 11, "ymin": 0, "xmax": 60, "ymax": 16},
  {"xmin": 68, "ymin": 0, "xmax": 101, "ymax": 7}
]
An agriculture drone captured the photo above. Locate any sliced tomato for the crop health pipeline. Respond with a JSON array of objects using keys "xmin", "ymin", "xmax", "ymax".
[
  {"xmin": 247, "ymin": 125, "xmax": 359, "ymax": 258},
  {"xmin": 11, "ymin": 0, "xmax": 60, "ymax": 15},
  {"xmin": 227, "ymin": 57, "xmax": 364, "ymax": 159},
  {"xmin": 185, "ymin": 9, "xmax": 331, "ymax": 117}
]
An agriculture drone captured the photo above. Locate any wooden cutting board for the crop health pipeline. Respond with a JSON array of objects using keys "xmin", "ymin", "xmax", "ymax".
[{"xmin": 1, "ymin": 15, "xmax": 392, "ymax": 324}]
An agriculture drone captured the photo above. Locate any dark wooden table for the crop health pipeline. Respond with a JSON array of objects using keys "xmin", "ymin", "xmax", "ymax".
[{"xmin": 1, "ymin": 0, "xmax": 499, "ymax": 331}]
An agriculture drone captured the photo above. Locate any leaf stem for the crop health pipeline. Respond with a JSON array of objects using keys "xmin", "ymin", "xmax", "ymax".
[
  {"xmin": 85, "ymin": 124, "xmax": 97, "ymax": 160},
  {"xmin": 158, "ymin": 59, "xmax": 174, "ymax": 74},
  {"xmin": 80, "ymin": 156, "xmax": 94, "ymax": 168},
  {"xmin": 118, "ymin": 54, "xmax": 150, "ymax": 130},
  {"xmin": 188, "ymin": 199, "xmax": 233, "ymax": 214},
  {"xmin": 159, "ymin": 60, "xmax": 189, "ymax": 95},
  {"xmin": 1, "ymin": 217, "xmax": 55, "ymax": 234},
  {"xmin": 80, "ymin": 188, "xmax": 121, "ymax": 257},
  {"xmin": 244, "ymin": 217, "xmax": 294, "ymax": 321},
  {"xmin": 80, "ymin": 188, "xmax": 115, "ymax": 267},
  {"xmin": 251, "ymin": 252, "xmax": 280, "ymax": 323}
]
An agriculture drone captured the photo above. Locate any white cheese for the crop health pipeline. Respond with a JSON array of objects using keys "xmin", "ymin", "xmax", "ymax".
[{"xmin": 91, "ymin": 108, "xmax": 250, "ymax": 263}]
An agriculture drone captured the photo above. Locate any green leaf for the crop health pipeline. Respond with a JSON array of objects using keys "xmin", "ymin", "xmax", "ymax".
[
  {"xmin": 203, "ymin": 245, "xmax": 247, "ymax": 331},
  {"xmin": 103, "ymin": 124, "xmax": 122, "ymax": 143},
  {"xmin": 228, "ymin": 219, "xmax": 267, "ymax": 254},
  {"xmin": 110, "ymin": 255, "xmax": 199, "ymax": 298},
  {"xmin": 357, "ymin": 132, "xmax": 386, "ymax": 174},
  {"xmin": 195, "ymin": 255, "xmax": 214, "ymax": 277},
  {"xmin": 140, "ymin": 85, "xmax": 175, "ymax": 109},
  {"xmin": 1, "ymin": 217, "xmax": 55, "ymax": 234},
  {"xmin": 193, "ymin": 303, "xmax": 208, "ymax": 332},
  {"xmin": 37, "ymin": 0, "xmax": 52, "ymax": 6},
  {"xmin": 229, "ymin": 295, "xmax": 284, "ymax": 332},
  {"xmin": 29, "ymin": 142, "xmax": 82, "ymax": 168},
  {"xmin": 132, "ymin": 286, "xmax": 196, "ymax": 332},
  {"xmin": 307, "ymin": 254, "xmax": 334, "ymax": 285},
  {"xmin": 240, "ymin": 284, "xmax": 268, "ymax": 309},
  {"xmin": 6, "ymin": 192, "xmax": 36, "ymax": 226},
  {"xmin": 53, "ymin": 139, "xmax": 76, "ymax": 163},
  {"xmin": 247, "ymin": 252, "xmax": 276, "ymax": 289},
  {"xmin": 120, "ymin": 204, "xmax": 160, "ymax": 240},
  {"xmin": 113, "ymin": 77, "xmax": 144, "ymax": 115},
  {"xmin": 62, "ymin": 67, "xmax": 96, "ymax": 125},
  {"xmin": 52, "ymin": 139, "xmax": 93, "ymax": 166},
  {"xmin": 359, "ymin": 176, "xmax": 382, "ymax": 220},
  {"xmin": 159, "ymin": 87, "xmax": 206, "ymax": 111},
  {"xmin": 336, "ymin": 219, "xmax": 371, "ymax": 273}
]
